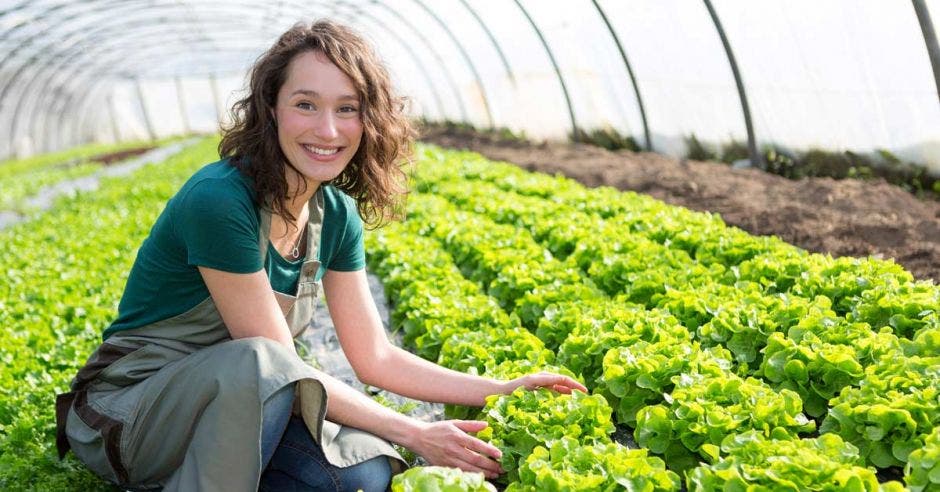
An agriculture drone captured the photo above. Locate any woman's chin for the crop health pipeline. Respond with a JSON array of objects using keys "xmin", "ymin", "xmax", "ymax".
[
  {"xmin": 301, "ymin": 168, "xmax": 346, "ymax": 187},
  {"xmin": 286, "ymin": 161, "xmax": 347, "ymax": 187}
]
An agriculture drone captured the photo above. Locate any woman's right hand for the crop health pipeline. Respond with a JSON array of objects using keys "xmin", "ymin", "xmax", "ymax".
[{"xmin": 407, "ymin": 420, "xmax": 504, "ymax": 479}]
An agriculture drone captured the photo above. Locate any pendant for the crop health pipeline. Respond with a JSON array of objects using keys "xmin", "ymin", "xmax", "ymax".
[{"xmin": 291, "ymin": 245, "xmax": 300, "ymax": 258}]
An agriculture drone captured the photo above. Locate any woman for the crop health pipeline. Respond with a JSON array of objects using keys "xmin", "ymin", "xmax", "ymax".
[{"xmin": 55, "ymin": 19, "xmax": 584, "ymax": 492}]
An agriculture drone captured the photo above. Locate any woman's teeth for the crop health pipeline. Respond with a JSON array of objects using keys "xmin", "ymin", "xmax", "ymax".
[{"xmin": 304, "ymin": 144, "xmax": 339, "ymax": 156}]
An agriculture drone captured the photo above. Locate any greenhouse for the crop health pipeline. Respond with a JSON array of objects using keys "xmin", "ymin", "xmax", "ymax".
[{"xmin": 1, "ymin": 1, "xmax": 939, "ymax": 491}]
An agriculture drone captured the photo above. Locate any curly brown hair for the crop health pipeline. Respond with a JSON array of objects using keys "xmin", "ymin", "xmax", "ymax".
[{"xmin": 219, "ymin": 20, "xmax": 414, "ymax": 228}]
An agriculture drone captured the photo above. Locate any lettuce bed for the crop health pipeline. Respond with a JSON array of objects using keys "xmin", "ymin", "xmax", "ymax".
[
  {"xmin": 0, "ymin": 138, "xmax": 218, "ymax": 490},
  {"xmin": 1, "ymin": 141, "xmax": 934, "ymax": 490},
  {"xmin": 366, "ymin": 144, "xmax": 937, "ymax": 490}
]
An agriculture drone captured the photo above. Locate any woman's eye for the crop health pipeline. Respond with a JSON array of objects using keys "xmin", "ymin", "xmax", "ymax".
[
  {"xmin": 297, "ymin": 102, "xmax": 314, "ymax": 110},
  {"xmin": 339, "ymin": 106, "xmax": 359, "ymax": 113}
]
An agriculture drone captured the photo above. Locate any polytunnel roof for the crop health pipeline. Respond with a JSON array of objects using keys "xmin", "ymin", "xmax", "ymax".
[{"xmin": 1, "ymin": 0, "xmax": 940, "ymax": 172}]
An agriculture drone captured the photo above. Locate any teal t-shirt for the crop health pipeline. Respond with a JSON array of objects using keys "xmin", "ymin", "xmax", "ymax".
[{"xmin": 104, "ymin": 159, "xmax": 365, "ymax": 339}]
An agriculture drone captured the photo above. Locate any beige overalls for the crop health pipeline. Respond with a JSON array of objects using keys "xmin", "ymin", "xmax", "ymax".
[{"xmin": 55, "ymin": 189, "xmax": 406, "ymax": 491}]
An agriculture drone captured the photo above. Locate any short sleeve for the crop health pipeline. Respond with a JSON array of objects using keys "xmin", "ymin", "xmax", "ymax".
[
  {"xmin": 327, "ymin": 195, "xmax": 366, "ymax": 271},
  {"xmin": 173, "ymin": 179, "xmax": 263, "ymax": 273}
]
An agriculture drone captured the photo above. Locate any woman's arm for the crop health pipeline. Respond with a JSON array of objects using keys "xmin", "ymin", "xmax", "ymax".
[
  {"xmin": 200, "ymin": 266, "xmax": 505, "ymax": 477},
  {"xmin": 323, "ymin": 269, "xmax": 587, "ymax": 406},
  {"xmin": 200, "ymin": 267, "xmax": 296, "ymax": 351}
]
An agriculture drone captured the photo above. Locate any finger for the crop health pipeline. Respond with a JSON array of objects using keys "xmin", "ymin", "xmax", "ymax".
[
  {"xmin": 460, "ymin": 434, "xmax": 503, "ymax": 461},
  {"xmin": 440, "ymin": 443, "xmax": 502, "ymax": 479},
  {"xmin": 566, "ymin": 377, "xmax": 589, "ymax": 393},
  {"xmin": 552, "ymin": 383, "xmax": 573, "ymax": 394},
  {"xmin": 521, "ymin": 373, "xmax": 553, "ymax": 390},
  {"xmin": 452, "ymin": 419, "xmax": 488, "ymax": 433},
  {"xmin": 451, "ymin": 456, "xmax": 501, "ymax": 480},
  {"xmin": 536, "ymin": 374, "xmax": 587, "ymax": 393},
  {"xmin": 556, "ymin": 376, "xmax": 588, "ymax": 393},
  {"xmin": 456, "ymin": 448, "xmax": 504, "ymax": 477}
]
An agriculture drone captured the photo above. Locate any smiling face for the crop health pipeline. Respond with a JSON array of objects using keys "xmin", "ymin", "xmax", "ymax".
[{"xmin": 273, "ymin": 50, "xmax": 363, "ymax": 193}]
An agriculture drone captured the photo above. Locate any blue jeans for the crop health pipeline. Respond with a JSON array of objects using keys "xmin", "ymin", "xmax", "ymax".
[{"xmin": 259, "ymin": 385, "xmax": 392, "ymax": 492}]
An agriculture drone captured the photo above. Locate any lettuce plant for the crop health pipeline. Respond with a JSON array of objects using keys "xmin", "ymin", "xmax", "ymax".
[
  {"xmin": 391, "ymin": 466, "xmax": 496, "ymax": 492},
  {"xmin": 635, "ymin": 372, "xmax": 814, "ymax": 469},
  {"xmin": 507, "ymin": 436, "xmax": 680, "ymax": 492},
  {"xmin": 556, "ymin": 305, "xmax": 689, "ymax": 388},
  {"xmin": 904, "ymin": 426, "xmax": 940, "ymax": 492},
  {"xmin": 444, "ymin": 359, "xmax": 579, "ymax": 421},
  {"xmin": 477, "ymin": 388, "xmax": 615, "ymax": 482},
  {"xmin": 437, "ymin": 326, "xmax": 552, "ymax": 374},
  {"xmin": 821, "ymin": 354, "xmax": 940, "ymax": 468},
  {"xmin": 851, "ymin": 280, "xmax": 940, "ymax": 339},
  {"xmin": 686, "ymin": 431, "xmax": 894, "ymax": 491},
  {"xmin": 601, "ymin": 340, "xmax": 732, "ymax": 424}
]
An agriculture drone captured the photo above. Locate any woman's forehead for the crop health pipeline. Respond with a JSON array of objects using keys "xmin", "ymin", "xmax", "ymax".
[{"xmin": 281, "ymin": 51, "xmax": 358, "ymax": 99}]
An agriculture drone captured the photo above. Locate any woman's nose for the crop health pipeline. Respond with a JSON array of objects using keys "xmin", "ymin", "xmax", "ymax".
[{"xmin": 313, "ymin": 112, "xmax": 339, "ymax": 140}]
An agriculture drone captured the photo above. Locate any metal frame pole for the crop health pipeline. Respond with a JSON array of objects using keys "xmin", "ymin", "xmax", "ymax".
[
  {"xmin": 456, "ymin": 0, "xmax": 517, "ymax": 87},
  {"xmin": 512, "ymin": 0, "xmax": 579, "ymax": 139},
  {"xmin": 364, "ymin": 0, "xmax": 469, "ymax": 122},
  {"xmin": 913, "ymin": 0, "xmax": 940, "ymax": 105},
  {"xmin": 703, "ymin": 0, "xmax": 761, "ymax": 167},
  {"xmin": 410, "ymin": 0, "xmax": 495, "ymax": 127},
  {"xmin": 209, "ymin": 73, "xmax": 224, "ymax": 130},
  {"xmin": 592, "ymin": 0, "xmax": 652, "ymax": 151},
  {"xmin": 108, "ymin": 93, "xmax": 121, "ymax": 143},
  {"xmin": 175, "ymin": 75, "xmax": 191, "ymax": 135},
  {"xmin": 135, "ymin": 78, "xmax": 157, "ymax": 141}
]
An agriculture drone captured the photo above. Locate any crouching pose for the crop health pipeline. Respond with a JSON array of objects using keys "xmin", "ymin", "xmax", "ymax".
[{"xmin": 55, "ymin": 19, "xmax": 584, "ymax": 492}]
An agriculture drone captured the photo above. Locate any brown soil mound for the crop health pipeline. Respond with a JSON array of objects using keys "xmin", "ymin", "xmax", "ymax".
[
  {"xmin": 93, "ymin": 146, "xmax": 154, "ymax": 165},
  {"xmin": 421, "ymin": 128, "xmax": 940, "ymax": 283}
]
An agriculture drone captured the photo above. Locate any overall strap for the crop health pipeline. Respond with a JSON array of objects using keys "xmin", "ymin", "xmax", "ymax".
[{"xmin": 302, "ymin": 188, "xmax": 325, "ymax": 267}]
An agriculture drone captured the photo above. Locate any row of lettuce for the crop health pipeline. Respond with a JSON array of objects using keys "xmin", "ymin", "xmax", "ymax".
[
  {"xmin": 0, "ymin": 137, "xmax": 184, "ymax": 213},
  {"xmin": 365, "ymin": 145, "xmax": 938, "ymax": 490},
  {"xmin": 0, "ymin": 137, "xmax": 221, "ymax": 490},
  {"xmin": 0, "ymin": 161, "xmax": 102, "ymax": 213}
]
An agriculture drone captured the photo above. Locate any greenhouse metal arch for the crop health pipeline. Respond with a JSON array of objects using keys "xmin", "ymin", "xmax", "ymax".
[{"xmin": 1, "ymin": 0, "xmax": 938, "ymax": 171}]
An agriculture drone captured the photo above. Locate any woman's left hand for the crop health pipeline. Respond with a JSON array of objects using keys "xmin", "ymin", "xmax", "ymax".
[{"xmin": 504, "ymin": 372, "xmax": 588, "ymax": 395}]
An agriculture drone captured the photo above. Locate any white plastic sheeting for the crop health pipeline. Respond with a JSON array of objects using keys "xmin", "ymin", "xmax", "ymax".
[{"xmin": 1, "ymin": 0, "xmax": 939, "ymax": 171}]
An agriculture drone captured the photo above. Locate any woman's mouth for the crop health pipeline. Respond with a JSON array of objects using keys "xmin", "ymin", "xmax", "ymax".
[{"xmin": 302, "ymin": 144, "xmax": 341, "ymax": 156}]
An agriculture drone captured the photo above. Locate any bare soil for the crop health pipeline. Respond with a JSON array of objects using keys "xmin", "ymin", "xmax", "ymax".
[
  {"xmin": 93, "ymin": 146, "xmax": 154, "ymax": 165},
  {"xmin": 421, "ymin": 128, "xmax": 940, "ymax": 283}
]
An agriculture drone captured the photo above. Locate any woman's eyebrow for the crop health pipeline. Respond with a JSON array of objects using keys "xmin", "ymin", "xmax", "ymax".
[{"xmin": 291, "ymin": 89, "xmax": 358, "ymax": 101}]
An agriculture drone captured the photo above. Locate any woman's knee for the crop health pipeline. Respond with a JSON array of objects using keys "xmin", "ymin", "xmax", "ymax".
[
  {"xmin": 263, "ymin": 418, "xmax": 393, "ymax": 492},
  {"xmin": 202, "ymin": 338, "xmax": 295, "ymax": 405},
  {"xmin": 211, "ymin": 337, "xmax": 294, "ymax": 380},
  {"xmin": 336, "ymin": 455, "xmax": 392, "ymax": 492},
  {"xmin": 226, "ymin": 336, "xmax": 290, "ymax": 358}
]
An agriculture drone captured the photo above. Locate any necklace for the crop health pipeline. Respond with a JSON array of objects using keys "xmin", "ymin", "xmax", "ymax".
[{"xmin": 289, "ymin": 224, "xmax": 305, "ymax": 259}]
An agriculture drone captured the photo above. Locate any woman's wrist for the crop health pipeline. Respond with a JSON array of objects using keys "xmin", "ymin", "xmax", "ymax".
[
  {"xmin": 494, "ymin": 378, "xmax": 517, "ymax": 396},
  {"xmin": 386, "ymin": 415, "xmax": 426, "ymax": 449},
  {"xmin": 480, "ymin": 378, "xmax": 518, "ymax": 404}
]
